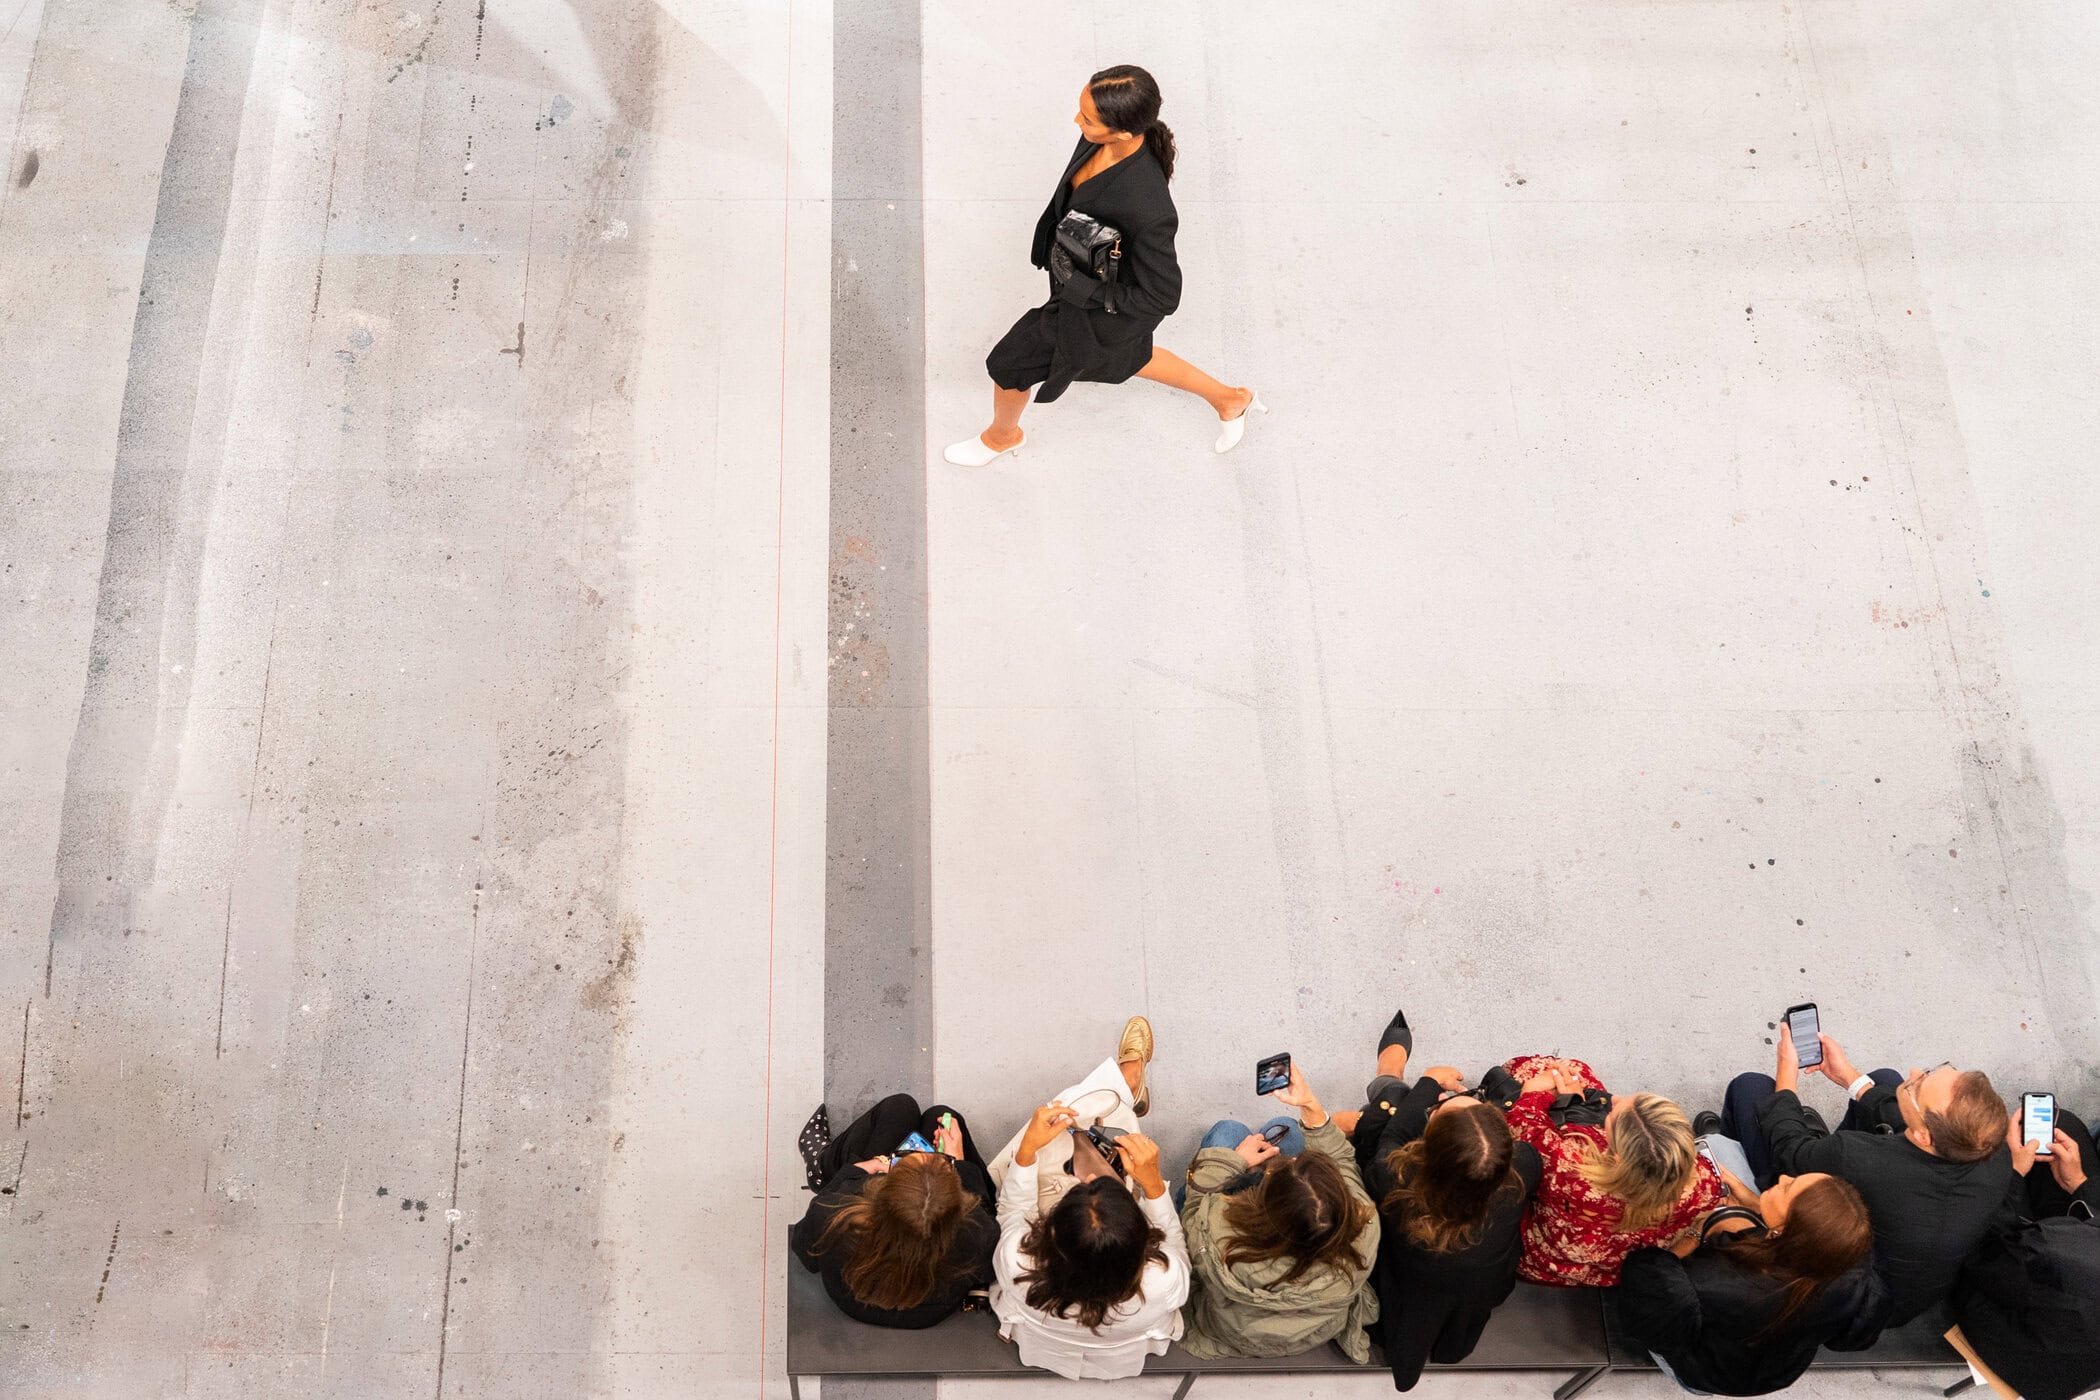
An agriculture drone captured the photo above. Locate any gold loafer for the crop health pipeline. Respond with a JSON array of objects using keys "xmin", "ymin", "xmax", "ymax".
[{"xmin": 1118, "ymin": 1015, "xmax": 1154, "ymax": 1117}]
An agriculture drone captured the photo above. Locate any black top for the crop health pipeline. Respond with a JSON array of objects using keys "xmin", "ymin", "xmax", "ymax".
[
  {"xmin": 1619, "ymin": 1226, "xmax": 1890, "ymax": 1396},
  {"xmin": 788, "ymin": 1163, "xmax": 999, "ymax": 1328},
  {"xmin": 1353, "ymin": 1077, "xmax": 1543, "ymax": 1390},
  {"xmin": 1954, "ymin": 1171, "xmax": 2100, "ymax": 1400},
  {"xmin": 1757, "ymin": 1088, "xmax": 2017, "ymax": 1325},
  {"xmin": 1030, "ymin": 136, "xmax": 1182, "ymax": 324}
]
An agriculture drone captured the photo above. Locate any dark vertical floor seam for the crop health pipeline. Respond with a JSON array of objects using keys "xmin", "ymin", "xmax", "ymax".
[
  {"xmin": 823, "ymin": 3, "xmax": 935, "ymax": 1396},
  {"xmin": 825, "ymin": 0, "xmax": 934, "ymax": 1115}
]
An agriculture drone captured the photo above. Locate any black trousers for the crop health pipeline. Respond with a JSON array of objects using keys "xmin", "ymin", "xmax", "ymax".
[
  {"xmin": 1721, "ymin": 1068, "xmax": 1898, "ymax": 1188},
  {"xmin": 819, "ymin": 1094, "xmax": 988, "ymax": 1186}
]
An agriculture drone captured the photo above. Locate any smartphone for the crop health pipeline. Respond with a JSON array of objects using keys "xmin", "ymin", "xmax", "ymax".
[
  {"xmin": 2023, "ymin": 1093, "xmax": 2056, "ymax": 1156},
  {"xmin": 894, "ymin": 1131, "xmax": 935, "ymax": 1156},
  {"xmin": 1255, "ymin": 1052, "xmax": 1292, "ymax": 1096},
  {"xmin": 1783, "ymin": 1003, "xmax": 1822, "ymax": 1068}
]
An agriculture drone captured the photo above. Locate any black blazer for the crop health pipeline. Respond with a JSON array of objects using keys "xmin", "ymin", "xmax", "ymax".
[
  {"xmin": 1953, "ymin": 1180, "xmax": 2100, "ymax": 1400},
  {"xmin": 788, "ymin": 1163, "xmax": 998, "ymax": 1328},
  {"xmin": 1619, "ymin": 1235, "xmax": 1890, "ymax": 1396},
  {"xmin": 1030, "ymin": 136, "xmax": 1182, "ymax": 323},
  {"xmin": 1757, "ymin": 1088, "xmax": 2016, "ymax": 1325},
  {"xmin": 1353, "ymin": 1077, "xmax": 1543, "ymax": 1391}
]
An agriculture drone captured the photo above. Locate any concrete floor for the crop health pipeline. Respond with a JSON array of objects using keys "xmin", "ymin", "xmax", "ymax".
[{"xmin": 2, "ymin": 1, "xmax": 2097, "ymax": 1397}]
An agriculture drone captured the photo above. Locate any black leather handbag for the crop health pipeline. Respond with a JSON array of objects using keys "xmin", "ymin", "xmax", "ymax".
[{"xmin": 1049, "ymin": 209, "xmax": 1123, "ymax": 311}]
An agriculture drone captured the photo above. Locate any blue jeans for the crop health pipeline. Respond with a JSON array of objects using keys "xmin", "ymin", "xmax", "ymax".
[{"xmin": 1175, "ymin": 1117, "xmax": 1303, "ymax": 1209}]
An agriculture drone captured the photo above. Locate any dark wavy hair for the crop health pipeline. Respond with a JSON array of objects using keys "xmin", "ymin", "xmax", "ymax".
[
  {"xmin": 1088, "ymin": 65, "xmax": 1176, "ymax": 180},
  {"xmin": 1016, "ymin": 1177, "xmax": 1167, "ymax": 1330},
  {"xmin": 1219, "ymin": 1149, "xmax": 1373, "ymax": 1285},
  {"xmin": 812, "ymin": 1153, "xmax": 981, "ymax": 1312},
  {"xmin": 1383, "ymin": 1099, "xmax": 1524, "ymax": 1252},
  {"xmin": 1729, "ymin": 1175, "xmax": 1874, "ymax": 1338}
]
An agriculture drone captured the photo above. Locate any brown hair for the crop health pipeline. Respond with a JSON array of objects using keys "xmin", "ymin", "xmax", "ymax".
[
  {"xmin": 1218, "ymin": 1150, "xmax": 1372, "ymax": 1286},
  {"xmin": 1383, "ymin": 1100, "xmax": 1523, "ymax": 1252},
  {"xmin": 813, "ymin": 1154, "xmax": 979, "ymax": 1312},
  {"xmin": 1923, "ymin": 1071, "xmax": 2008, "ymax": 1163},
  {"xmin": 1576, "ymin": 1093, "xmax": 1699, "ymax": 1232},
  {"xmin": 1727, "ymin": 1176, "xmax": 1874, "ymax": 1336},
  {"xmin": 1017, "ymin": 1178, "xmax": 1168, "ymax": 1330}
]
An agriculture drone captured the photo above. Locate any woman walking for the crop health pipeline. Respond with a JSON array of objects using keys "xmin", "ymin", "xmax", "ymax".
[{"xmin": 944, "ymin": 65, "xmax": 1265, "ymax": 467}]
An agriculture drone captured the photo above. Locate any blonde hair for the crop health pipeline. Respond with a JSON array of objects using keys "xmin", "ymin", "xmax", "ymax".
[{"xmin": 1576, "ymin": 1093, "xmax": 1698, "ymax": 1231}]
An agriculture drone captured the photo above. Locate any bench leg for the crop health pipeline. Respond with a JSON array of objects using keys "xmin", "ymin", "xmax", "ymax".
[
  {"xmin": 1553, "ymin": 1364, "xmax": 1608, "ymax": 1400},
  {"xmin": 1169, "ymin": 1376, "xmax": 1196, "ymax": 1400},
  {"xmin": 787, "ymin": 1378, "xmax": 800, "ymax": 1400},
  {"xmin": 1944, "ymin": 1378, "xmax": 1977, "ymax": 1398}
]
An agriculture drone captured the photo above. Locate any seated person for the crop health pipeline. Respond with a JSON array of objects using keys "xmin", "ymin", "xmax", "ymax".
[
  {"xmin": 1719, "ymin": 1025, "xmax": 2013, "ymax": 1325},
  {"xmin": 1178, "ymin": 1060, "xmax": 1379, "ymax": 1360},
  {"xmin": 789, "ymin": 1092, "xmax": 997, "ymax": 1327},
  {"xmin": 1951, "ymin": 1103, "xmax": 2100, "ymax": 1400},
  {"xmin": 986, "ymin": 1019, "xmax": 1190, "ymax": 1380},
  {"xmin": 1619, "ymin": 1169, "xmax": 1888, "ymax": 1395},
  {"xmin": 1347, "ymin": 1009, "xmax": 1542, "ymax": 1391},
  {"xmin": 1500, "ymin": 1053, "xmax": 1723, "ymax": 1287}
]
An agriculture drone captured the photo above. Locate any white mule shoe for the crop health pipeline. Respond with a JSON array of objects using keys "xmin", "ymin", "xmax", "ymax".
[
  {"xmin": 1213, "ymin": 393, "xmax": 1269, "ymax": 454},
  {"xmin": 943, "ymin": 431, "xmax": 1024, "ymax": 467}
]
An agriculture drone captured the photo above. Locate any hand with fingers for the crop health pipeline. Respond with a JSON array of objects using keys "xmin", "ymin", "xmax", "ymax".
[
  {"xmin": 1016, "ymin": 1102, "xmax": 1077, "ymax": 1168},
  {"xmin": 1233, "ymin": 1133, "xmax": 1280, "ymax": 1168},
  {"xmin": 2047, "ymin": 1128, "xmax": 2088, "ymax": 1195},
  {"xmin": 935, "ymin": 1113, "xmax": 964, "ymax": 1160},
  {"xmin": 1119, "ymin": 1133, "xmax": 1168, "ymax": 1199},
  {"xmin": 1273, "ymin": 1063, "xmax": 1330, "ymax": 1128}
]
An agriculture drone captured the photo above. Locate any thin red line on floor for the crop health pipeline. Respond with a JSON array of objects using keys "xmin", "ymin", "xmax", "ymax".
[{"xmin": 757, "ymin": 2, "xmax": 794, "ymax": 1396}]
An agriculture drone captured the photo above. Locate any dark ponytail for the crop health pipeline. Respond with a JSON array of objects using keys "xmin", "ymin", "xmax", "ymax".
[{"xmin": 1087, "ymin": 65, "xmax": 1176, "ymax": 181}]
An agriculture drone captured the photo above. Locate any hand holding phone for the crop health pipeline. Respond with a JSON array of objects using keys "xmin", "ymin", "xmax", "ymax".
[{"xmin": 1255, "ymin": 1052, "xmax": 1292, "ymax": 1096}]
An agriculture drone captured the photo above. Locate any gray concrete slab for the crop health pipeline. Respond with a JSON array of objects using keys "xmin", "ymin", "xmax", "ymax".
[{"xmin": 4, "ymin": 1, "xmax": 2099, "ymax": 1398}]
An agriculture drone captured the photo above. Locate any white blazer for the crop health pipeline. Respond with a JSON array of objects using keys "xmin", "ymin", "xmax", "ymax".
[{"xmin": 989, "ymin": 1157, "xmax": 1191, "ymax": 1379}]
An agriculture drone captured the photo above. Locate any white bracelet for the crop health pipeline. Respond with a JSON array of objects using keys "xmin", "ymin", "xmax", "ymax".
[{"xmin": 1847, "ymin": 1074, "xmax": 1876, "ymax": 1100}]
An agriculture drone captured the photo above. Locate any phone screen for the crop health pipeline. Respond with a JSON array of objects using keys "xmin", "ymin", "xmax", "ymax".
[
  {"xmin": 1785, "ymin": 1005, "xmax": 1822, "ymax": 1067},
  {"xmin": 2024, "ymin": 1094, "xmax": 2056, "ymax": 1156},
  {"xmin": 1255, "ymin": 1052, "xmax": 1292, "ymax": 1096},
  {"xmin": 894, "ymin": 1131, "xmax": 935, "ymax": 1156}
]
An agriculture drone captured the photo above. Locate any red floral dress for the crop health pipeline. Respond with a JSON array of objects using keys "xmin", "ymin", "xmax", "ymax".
[{"xmin": 1501, "ymin": 1055, "xmax": 1723, "ymax": 1288}]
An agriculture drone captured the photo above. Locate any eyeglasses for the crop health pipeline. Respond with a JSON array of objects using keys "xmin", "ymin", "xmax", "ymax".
[{"xmin": 1899, "ymin": 1062, "xmax": 1956, "ymax": 1109}]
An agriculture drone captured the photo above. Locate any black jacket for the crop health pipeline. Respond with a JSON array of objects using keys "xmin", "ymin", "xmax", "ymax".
[
  {"xmin": 1619, "ymin": 1233, "xmax": 1890, "ymax": 1396},
  {"xmin": 1758, "ymin": 1088, "xmax": 2016, "ymax": 1325},
  {"xmin": 788, "ymin": 1163, "xmax": 998, "ymax": 1328},
  {"xmin": 1030, "ymin": 136, "xmax": 1182, "ymax": 323},
  {"xmin": 1353, "ymin": 1077, "xmax": 1543, "ymax": 1391},
  {"xmin": 1953, "ymin": 1180, "xmax": 2100, "ymax": 1400}
]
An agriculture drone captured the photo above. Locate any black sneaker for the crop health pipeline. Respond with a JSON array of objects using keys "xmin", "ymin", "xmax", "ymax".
[
  {"xmin": 797, "ymin": 1105, "xmax": 832, "ymax": 1191},
  {"xmin": 1693, "ymin": 1111, "xmax": 1722, "ymax": 1138}
]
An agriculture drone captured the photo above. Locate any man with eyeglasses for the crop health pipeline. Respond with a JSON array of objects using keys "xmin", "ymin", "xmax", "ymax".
[{"xmin": 1711, "ymin": 1025, "xmax": 2016, "ymax": 1326}]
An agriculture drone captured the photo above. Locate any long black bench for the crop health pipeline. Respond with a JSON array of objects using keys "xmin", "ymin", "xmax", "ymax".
[
  {"xmin": 788, "ymin": 1263, "xmax": 1981, "ymax": 1397},
  {"xmin": 786, "ymin": 1264, "xmax": 1612, "ymax": 1398},
  {"xmin": 1603, "ymin": 1292, "xmax": 1970, "ymax": 1390}
]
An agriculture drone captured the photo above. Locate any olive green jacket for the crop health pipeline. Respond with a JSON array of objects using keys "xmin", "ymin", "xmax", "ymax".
[{"xmin": 1176, "ymin": 1118, "xmax": 1381, "ymax": 1361}]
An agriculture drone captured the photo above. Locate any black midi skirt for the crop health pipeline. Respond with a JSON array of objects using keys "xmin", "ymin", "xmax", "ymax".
[{"xmin": 985, "ymin": 289, "xmax": 1161, "ymax": 404}]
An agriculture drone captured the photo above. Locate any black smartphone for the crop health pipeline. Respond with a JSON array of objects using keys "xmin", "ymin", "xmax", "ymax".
[
  {"xmin": 1783, "ymin": 1003, "xmax": 1822, "ymax": 1068},
  {"xmin": 1255, "ymin": 1052, "xmax": 1292, "ymax": 1096},
  {"xmin": 2023, "ymin": 1092, "xmax": 2057, "ymax": 1156}
]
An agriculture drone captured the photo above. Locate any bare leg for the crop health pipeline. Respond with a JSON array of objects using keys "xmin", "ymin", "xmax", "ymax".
[
  {"xmin": 977, "ymin": 386, "xmax": 1030, "ymax": 451},
  {"xmin": 1120, "ymin": 1058, "xmax": 1144, "ymax": 1095},
  {"xmin": 1377, "ymin": 1044, "xmax": 1410, "ymax": 1081},
  {"xmin": 1138, "ymin": 347, "xmax": 1253, "ymax": 420}
]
